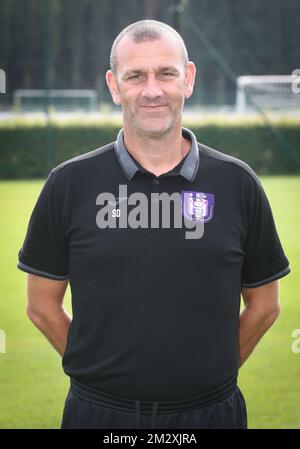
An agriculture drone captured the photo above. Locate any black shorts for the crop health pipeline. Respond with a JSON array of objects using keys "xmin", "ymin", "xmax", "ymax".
[{"xmin": 61, "ymin": 379, "xmax": 247, "ymax": 429}]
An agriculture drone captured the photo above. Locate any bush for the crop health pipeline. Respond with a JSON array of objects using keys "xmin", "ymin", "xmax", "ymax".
[{"xmin": 0, "ymin": 116, "xmax": 300, "ymax": 178}]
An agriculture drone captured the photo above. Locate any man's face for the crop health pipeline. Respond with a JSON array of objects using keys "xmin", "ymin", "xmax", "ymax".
[{"xmin": 106, "ymin": 34, "xmax": 196, "ymax": 138}]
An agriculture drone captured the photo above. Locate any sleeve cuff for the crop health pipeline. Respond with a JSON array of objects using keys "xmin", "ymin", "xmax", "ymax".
[
  {"xmin": 17, "ymin": 261, "xmax": 69, "ymax": 281},
  {"xmin": 241, "ymin": 265, "xmax": 291, "ymax": 288}
]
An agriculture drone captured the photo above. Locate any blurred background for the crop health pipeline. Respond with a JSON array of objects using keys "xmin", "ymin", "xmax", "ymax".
[
  {"xmin": 1, "ymin": 0, "xmax": 300, "ymax": 108},
  {"xmin": 0, "ymin": 0, "xmax": 299, "ymax": 429}
]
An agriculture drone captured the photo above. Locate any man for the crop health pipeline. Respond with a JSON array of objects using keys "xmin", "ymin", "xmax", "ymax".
[{"xmin": 17, "ymin": 20, "xmax": 290, "ymax": 429}]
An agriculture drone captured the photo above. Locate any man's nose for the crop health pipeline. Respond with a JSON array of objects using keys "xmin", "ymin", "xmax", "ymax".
[{"xmin": 141, "ymin": 74, "xmax": 163, "ymax": 99}]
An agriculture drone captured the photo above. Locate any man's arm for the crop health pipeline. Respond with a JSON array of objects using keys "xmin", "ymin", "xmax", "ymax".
[
  {"xmin": 26, "ymin": 274, "xmax": 71, "ymax": 357},
  {"xmin": 239, "ymin": 280, "xmax": 281, "ymax": 368}
]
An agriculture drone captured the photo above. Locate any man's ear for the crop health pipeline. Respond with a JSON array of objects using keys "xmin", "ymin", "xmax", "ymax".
[
  {"xmin": 105, "ymin": 70, "xmax": 121, "ymax": 106},
  {"xmin": 184, "ymin": 61, "xmax": 196, "ymax": 99}
]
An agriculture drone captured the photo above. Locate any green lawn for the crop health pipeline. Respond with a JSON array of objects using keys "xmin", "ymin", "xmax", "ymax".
[{"xmin": 0, "ymin": 177, "xmax": 299, "ymax": 429}]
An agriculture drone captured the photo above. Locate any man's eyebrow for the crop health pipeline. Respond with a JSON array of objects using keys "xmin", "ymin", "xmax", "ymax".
[
  {"xmin": 123, "ymin": 69, "xmax": 144, "ymax": 77},
  {"xmin": 122, "ymin": 66, "xmax": 181, "ymax": 77},
  {"xmin": 157, "ymin": 66, "xmax": 180, "ymax": 73}
]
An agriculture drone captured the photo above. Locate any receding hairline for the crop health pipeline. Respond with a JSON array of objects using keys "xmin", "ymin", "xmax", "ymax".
[{"xmin": 110, "ymin": 20, "xmax": 189, "ymax": 74}]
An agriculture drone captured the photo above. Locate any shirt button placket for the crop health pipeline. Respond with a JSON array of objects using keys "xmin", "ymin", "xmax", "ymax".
[{"xmin": 152, "ymin": 177, "xmax": 160, "ymax": 204}]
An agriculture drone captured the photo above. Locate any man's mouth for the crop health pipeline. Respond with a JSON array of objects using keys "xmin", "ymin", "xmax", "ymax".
[{"xmin": 139, "ymin": 105, "xmax": 168, "ymax": 110}]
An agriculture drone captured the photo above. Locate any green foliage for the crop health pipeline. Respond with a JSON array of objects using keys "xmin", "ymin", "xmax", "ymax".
[
  {"xmin": 0, "ymin": 0, "xmax": 300, "ymax": 105},
  {"xmin": 0, "ymin": 117, "xmax": 300, "ymax": 178}
]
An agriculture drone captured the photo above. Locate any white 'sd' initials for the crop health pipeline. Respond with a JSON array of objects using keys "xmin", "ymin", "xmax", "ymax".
[{"xmin": 112, "ymin": 209, "xmax": 121, "ymax": 218}]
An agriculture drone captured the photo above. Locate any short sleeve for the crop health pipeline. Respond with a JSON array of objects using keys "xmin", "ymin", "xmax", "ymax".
[
  {"xmin": 17, "ymin": 170, "xmax": 69, "ymax": 280},
  {"xmin": 241, "ymin": 177, "xmax": 290, "ymax": 288}
]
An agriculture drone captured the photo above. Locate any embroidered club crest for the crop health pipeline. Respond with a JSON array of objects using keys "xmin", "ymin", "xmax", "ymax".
[{"xmin": 181, "ymin": 191, "xmax": 215, "ymax": 223}]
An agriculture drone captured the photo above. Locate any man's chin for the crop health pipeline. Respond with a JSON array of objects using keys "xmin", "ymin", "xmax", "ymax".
[{"xmin": 136, "ymin": 122, "xmax": 173, "ymax": 139}]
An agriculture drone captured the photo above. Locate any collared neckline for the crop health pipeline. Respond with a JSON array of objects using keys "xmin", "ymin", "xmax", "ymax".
[{"xmin": 114, "ymin": 127, "xmax": 199, "ymax": 182}]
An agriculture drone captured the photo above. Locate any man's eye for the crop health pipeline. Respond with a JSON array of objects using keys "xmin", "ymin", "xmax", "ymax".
[
  {"xmin": 128, "ymin": 75, "xmax": 141, "ymax": 80},
  {"xmin": 162, "ymin": 72, "xmax": 175, "ymax": 76}
]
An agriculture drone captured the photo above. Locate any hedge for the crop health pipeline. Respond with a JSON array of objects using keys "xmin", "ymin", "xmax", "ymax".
[{"xmin": 0, "ymin": 117, "xmax": 300, "ymax": 178}]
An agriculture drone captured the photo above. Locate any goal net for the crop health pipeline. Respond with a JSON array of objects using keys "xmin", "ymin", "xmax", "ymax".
[
  {"xmin": 235, "ymin": 75, "xmax": 300, "ymax": 114},
  {"xmin": 13, "ymin": 89, "xmax": 98, "ymax": 112}
]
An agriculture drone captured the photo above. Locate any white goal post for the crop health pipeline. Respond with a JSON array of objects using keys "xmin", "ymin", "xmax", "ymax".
[
  {"xmin": 13, "ymin": 89, "xmax": 98, "ymax": 112},
  {"xmin": 235, "ymin": 75, "xmax": 300, "ymax": 114}
]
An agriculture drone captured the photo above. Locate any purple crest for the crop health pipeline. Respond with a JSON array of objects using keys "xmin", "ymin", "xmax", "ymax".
[{"xmin": 181, "ymin": 191, "xmax": 215, "ymax": 223}]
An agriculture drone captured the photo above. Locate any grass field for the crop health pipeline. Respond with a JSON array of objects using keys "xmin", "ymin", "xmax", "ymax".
[{"xmin": 0, "ymin": 176, "xmax": 299, "ymax": 429}]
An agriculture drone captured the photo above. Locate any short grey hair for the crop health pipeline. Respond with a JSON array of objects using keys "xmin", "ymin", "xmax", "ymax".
[{"xmin": 110, "ymin": 19, "xmax": 189, "ymax": 74}]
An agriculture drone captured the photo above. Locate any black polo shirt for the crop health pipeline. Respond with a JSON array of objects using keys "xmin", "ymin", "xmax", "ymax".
[{"xmin": 17, "ymin": 127, "xmax": 290, "ymax": 401}]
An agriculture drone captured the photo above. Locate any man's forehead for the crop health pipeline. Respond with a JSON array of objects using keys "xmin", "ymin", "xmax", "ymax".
[{"xmin": 115, "ymin": 34, "xmax": 183, "ymax": 68}]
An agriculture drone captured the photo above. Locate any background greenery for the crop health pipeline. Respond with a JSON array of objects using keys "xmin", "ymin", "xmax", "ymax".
[
  {"xmin": 0, "ymin": 175, "xmax": 299, "ymax": 428},
  {"xmin": 0, "ymin": 0, "xmax": 299, "ymax": 106},
  {"xmin": 1, "ymin": 117, "xmax": 300, "ymax": 178}
]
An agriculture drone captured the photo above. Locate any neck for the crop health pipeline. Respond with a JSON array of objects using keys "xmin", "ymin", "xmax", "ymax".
[{"xmin": 123, "ymin": 123, "xmax": 191, "ymax": 177}]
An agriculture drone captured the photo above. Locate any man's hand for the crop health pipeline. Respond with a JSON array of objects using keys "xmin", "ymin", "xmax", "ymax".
[
  {"xmin": 239, "ymin": 280, "xmax": 281, "ymax": 367},
  {"xmin": 26, "ymin": 274, "xmax": 71, "ymax": 357}
]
